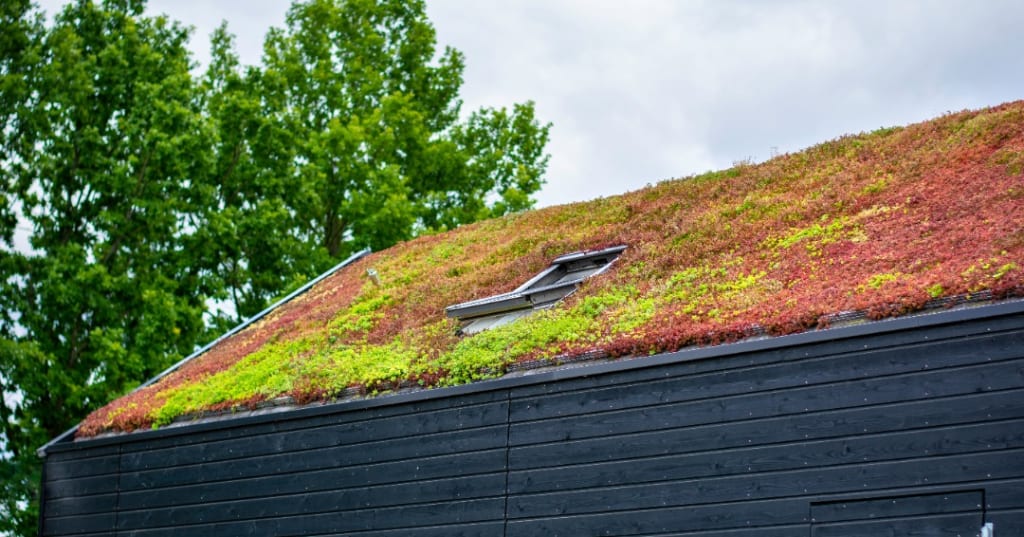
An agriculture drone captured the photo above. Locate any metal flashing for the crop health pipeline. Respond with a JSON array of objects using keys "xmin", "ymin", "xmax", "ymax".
[{"xmin": 550, "ymin": 244, "xmax": 627, "ymax": 264}]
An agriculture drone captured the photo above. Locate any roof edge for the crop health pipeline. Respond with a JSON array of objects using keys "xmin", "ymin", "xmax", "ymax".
[
  {"xmin": 37, "ymin": 248, "xmax": 372, "ymax": 458},
  {"xmin": 43, "ymin": 297, "xmax": 1024, "ymax": 455}
]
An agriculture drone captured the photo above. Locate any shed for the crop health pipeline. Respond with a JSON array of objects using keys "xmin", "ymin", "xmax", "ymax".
[{"xmin": 38, "ymin": 103, "xmax": 1024, "ymax": 536}]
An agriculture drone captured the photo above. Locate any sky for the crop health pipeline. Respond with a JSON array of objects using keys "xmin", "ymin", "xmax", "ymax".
[{"xmin": 28, "ymin": 0, "xmax": 1024, "ymax": 210}]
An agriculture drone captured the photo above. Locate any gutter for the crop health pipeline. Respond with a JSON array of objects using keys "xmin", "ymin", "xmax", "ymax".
[{"xmin": 37, "ymin": 248, "xmax": 371, "ymax": 457}]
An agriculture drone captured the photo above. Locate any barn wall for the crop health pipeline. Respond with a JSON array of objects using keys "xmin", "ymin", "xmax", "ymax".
[{"xmin": 41, "ymin": 302, "xmax": 1024, "ymax": 536}]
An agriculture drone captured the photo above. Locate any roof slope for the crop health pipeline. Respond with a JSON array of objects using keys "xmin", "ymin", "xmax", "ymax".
[{"xmin": 79, "ymin": 101, "xmax": 1024, "ymax": 437}]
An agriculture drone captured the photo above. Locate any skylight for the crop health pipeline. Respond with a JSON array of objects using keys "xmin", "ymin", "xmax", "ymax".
[{"xmin": 445, "ymin": 245, "xmax": 627, "ymax": 334}]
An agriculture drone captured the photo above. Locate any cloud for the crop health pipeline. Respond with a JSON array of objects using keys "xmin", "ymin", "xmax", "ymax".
[
  {"xmin": 146, "ymin": 0, "xmax": 289, "ymax": 68},
  {"xmin": 429, "ymin": 0, "xmax": 1024, "ymax": 206},
  {"xmin": 30, "ymin": 0, "xmax": 1024, "ymax": 209}
]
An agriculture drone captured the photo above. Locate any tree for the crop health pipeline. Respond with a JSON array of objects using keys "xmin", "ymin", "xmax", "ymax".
[
  {"xmin": 0, "ymin": 0, "xmax": 40, "ymax": 248},
  {"xmin": 429, "ymin": 101, "xmax": 551, "ymax": 231},
  {"xmin": 203, "ymin": 0, "xmax": 551, "ymax": 319},
  {"xmin": 1, "ymin": 1, "xmax": 552, "ymax": 532},
  {"xmin": 195, "ymin": 24, "xmax": 325, "ymax": 324},
  {"xmin": 1, "ymin": 2, "xmax": 45, "ymax": 534},
  {"xmin": 0, "ymin": 2, "xmax": 215, "ymax": 533}
]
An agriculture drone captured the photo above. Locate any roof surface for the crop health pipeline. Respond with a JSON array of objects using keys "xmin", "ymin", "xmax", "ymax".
[{"xmin": 79, "ymin": 101, "xmax": 1024, "ymax": 437}]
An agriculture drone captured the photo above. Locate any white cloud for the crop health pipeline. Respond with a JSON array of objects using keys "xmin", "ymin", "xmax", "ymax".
[{"xmin": 29, "ymin": 0, "xmax": 1024, "ymax": 208}]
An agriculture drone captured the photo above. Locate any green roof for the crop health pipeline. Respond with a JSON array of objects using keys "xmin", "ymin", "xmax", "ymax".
[{"xmin": 79, "ymin": 101, "xmax": 1024, "ymax": 437}]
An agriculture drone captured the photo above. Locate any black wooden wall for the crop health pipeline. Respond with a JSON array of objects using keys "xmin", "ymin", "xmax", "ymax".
[{"xmin": 41, "ymin": 301, "xmax": 1024, "ymax": 536}]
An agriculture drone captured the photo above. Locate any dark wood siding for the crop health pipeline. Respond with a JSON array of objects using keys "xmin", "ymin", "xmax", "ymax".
[
  {"xmin": 809, "ymin": 491, "xmax": 984, "ymax": 537},
  {"xmin": 41, "ymin": 302, "xmax": 1024, "ymax": 536},
  {"xmin": 42, "ymin": 444, "xmax": 121, "ymax": 536}
]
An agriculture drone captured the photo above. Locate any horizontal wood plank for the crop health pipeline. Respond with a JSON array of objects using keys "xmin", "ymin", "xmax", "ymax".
[
  {"xmin": 116, "ymin": 474, "xmax": 506, "ymax": 529},
  {"xmin": 810, "ymin": 490, "xmax": 983, "ymax": 522},
  {"xmin": 506, "ymin": 497, "xmax": 807, "ymax": 536},
  {"xmin": 119, "ymin": 424, "xmax": 505, "ymax": 491},
  {"xmin": 44, "ymin": 455, "xmax": 119, "ymax": 482},
  {"xmin": 510, "ymin": 419, "xmax": 1024, "ymax": 494},
  {"xmin": 812, "ymin": 512, "xmax": 981, "ymax": 537},
  {"xmin": 510, "ymin": 329, "xmax": 1024, "ymax": 422},
  {"xmin": 43, "ymin": 493, "xmax": 118, "ymax": 519},
  {"xmin": 121, "ymin": 401, "xmax": 508, "ymax": 472},
  {"xmin": 42, "ymin": 512, "xmax": 115, "ymax": 537},
  {"xmin": 43, "ymin": 475, "xmax": 119, "ymax": 500},
  {"xmin": 118, "ymin": 449, "xmax": 507, "ymax": 510},
  {"xmin": 510, "ymin": 388, "xmax": 1024, "ymax": 470},
  {"xmin": 118, "ymin": 390, "xmax": 508, "ymax": 456},
  {"xmin": 118, "ymin": 498, "xmax": 505, "ymax": 537},
  {"xmin": 510, "ymin": 360, "xmax": 1024, "ymax": 446},
  {"xmin": 507, "ymin": 449, "xmax": 1024, "ymax": 518}
]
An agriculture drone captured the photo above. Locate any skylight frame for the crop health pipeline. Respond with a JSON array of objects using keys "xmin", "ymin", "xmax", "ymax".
[{"xmin": 445, "ymin": 245, "xmax": 626, "ymax": 333}]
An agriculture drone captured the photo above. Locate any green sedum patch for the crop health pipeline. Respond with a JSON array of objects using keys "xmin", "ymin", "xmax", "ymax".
[
  {"xmin": 152, "ymin": 337, "xmax": 307, "ymax": 426},
  {"xmin": 430, "ymin": 310, "xmax": 598, "ymax": 385},
  {"xmin": 305, "ymin": 338, "xmax": 420, "ymax": 394},
  {"xmin": 762, "ymin": 216, "xmax": 862, "ymax": 256}
]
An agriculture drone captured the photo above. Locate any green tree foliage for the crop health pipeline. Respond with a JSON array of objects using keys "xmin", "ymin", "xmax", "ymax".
[
  {"xmin": 0, "ymin": 0, "xmax": 41, "ymax": 246},
  {"xmin": 0, "ymin": 0, "xmax": 550, "ymax": 532},
  {"xmin": 203, "ymin": 0, "xmax": 551, "ymax": 319},
  {"xmin": 195, "ymin": 24, "xmax": 312, "ymax": 325},
  {"xmin": 0, "ymin": 1, "xmax": 216, "ymax": 533},
  {"xmin": 1, "ymin": 2, "xmax": 46, "ymax": 534}
]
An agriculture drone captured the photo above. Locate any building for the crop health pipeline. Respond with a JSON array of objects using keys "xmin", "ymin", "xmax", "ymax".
[{"xmin": 38, "ymin": 103, "xmax": 1024, "ymax": 536}]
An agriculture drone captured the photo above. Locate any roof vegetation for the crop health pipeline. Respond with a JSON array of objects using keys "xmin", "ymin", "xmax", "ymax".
[{"xmin": 79, "ymin": 101, "xmax": 1024, "ymax": 437}]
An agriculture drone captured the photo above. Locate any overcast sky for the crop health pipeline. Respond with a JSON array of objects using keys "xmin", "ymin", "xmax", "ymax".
[{"xmin": 32, "ymin": 0, "xmax": 1024, "ymax": 209}]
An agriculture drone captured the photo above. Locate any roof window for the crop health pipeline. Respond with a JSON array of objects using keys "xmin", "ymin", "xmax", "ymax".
[{"xmin": 445, "ymin": 245, "xmax": 626, "ymax": 334}]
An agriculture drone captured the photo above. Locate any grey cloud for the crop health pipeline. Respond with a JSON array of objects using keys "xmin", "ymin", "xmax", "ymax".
[{"xmin": 30, "ymin": 0, "xmax": 1024, "ymax": 208}]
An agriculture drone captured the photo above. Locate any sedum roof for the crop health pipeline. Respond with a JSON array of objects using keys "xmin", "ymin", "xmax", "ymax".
[{"xmin": 78, "ymin": 101, "xmax": 1024, "ymax": 437}]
